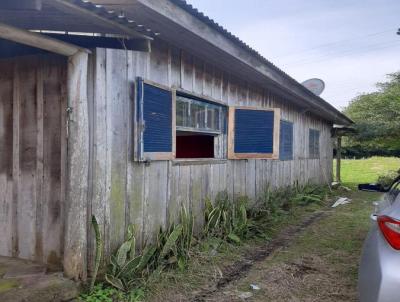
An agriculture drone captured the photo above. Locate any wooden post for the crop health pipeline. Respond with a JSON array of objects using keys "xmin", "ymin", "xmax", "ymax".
[
  {"xmin": 64, "ymin": 51, "xmax": 89, "ymax": 280},
  {"xmin": 336, "ymin": 136, "xmax": 342, "ymax": 183}
]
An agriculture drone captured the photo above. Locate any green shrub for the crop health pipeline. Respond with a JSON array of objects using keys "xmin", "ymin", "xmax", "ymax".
[
  {"xmin": 90, "ymin": 216, "xmax": 103, "ymax": 293},
  {"xmin": 155, "ymin": 205, "xmax": 194, "ymax": 270},
  {"xmin": 105, "ymin": 225, "xmax": 156, "ymax": 292},
  {"xmin": 252, "ymin": 183, "xmax": 328, "ymax": 218},
  {"xmin": 292, "ymin": 184, "xmax": 327, "ymax": 206},
  {"xmin": 377, "ymin": 169, "xmax": 400, "ymax": 187},
  {"xmin": 79, "ymin": 284, "xmax": 144, "ymax": 302},
  {"xmin": 204, "ymin": 192, "xmax": 249, "ymax": 244},
  {"xmin": 105, "ymin": 205, "xmax": 195, "ymax": 293}
]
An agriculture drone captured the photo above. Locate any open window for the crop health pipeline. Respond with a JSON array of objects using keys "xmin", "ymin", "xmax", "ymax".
[
  {"xmin": 175, "ymin": 94, "xmax": 226, "ymax": 159},
  {"xmin": 135, "ymin": 78, "xmax": 227, "ymax": 161},
  {"xmin": 228, "ymin": 107, "xmax": 280, "ymax": 159}
]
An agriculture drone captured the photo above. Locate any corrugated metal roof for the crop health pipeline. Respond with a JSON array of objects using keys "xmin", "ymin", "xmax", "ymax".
[
  {"xmin": 66, "ymin": 0, "xmax": 157, "ymax": 37},
  {"xmin": 169, "ymin": 0, "xmax": 352, "ymax": 124},
  {"xmin": 0, "ymin": 0, "xmax": 156, "ymax": 39}
]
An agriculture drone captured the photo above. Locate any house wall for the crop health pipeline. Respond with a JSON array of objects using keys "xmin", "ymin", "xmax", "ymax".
[
  {"xmin": 86, "ymin": 39, "xmax": 333, "ymax": 272},
  {"xmin": 0, "ymin": 55, "xmax": 67, "ymax": 267}
]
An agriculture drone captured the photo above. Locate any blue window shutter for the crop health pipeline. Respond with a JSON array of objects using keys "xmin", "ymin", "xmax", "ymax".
[
  {"xmin": 309, "ymin": 129, "xmax": 320, "ymax": 158},
  {"xmin": 137, "ymin": 79, "xmax": 173, "ymax": 154},
  {"xmin": 234, "ymin": 109, "xmax": 274, "ymax": 154},
  {"xmin": 279, "ymin": 120, "xmax": 293, "ymax": 160},
  {"xmin": 314, "ymin": 130, "xmax": 320, "ymax": 157},
  {"xmin": 309, "ymin": 129, "xmax": 314, "ymax": 157}
]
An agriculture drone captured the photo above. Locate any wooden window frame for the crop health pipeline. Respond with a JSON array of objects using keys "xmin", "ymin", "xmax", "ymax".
[
  {"xmin": 134, "ymin": 78, "xmax": 176, "ymax": 161},
  {"xmin": 228, "ymin": 106, "xmax": 281, "ymax": 160}
]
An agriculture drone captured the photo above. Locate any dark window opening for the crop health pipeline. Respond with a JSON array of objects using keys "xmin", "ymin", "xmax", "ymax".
[
  {"xmin": 176, "ymin": 132, "xmax": 215, "ymax": 159},
  {"xmin": 175, "ymin": 93, "xmax": 226, "ymax": 160}
]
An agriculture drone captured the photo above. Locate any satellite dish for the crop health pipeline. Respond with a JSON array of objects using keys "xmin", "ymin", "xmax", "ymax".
[{"xmin": 301, "ymin": 78, "xmax": 325, "ymax": 96}]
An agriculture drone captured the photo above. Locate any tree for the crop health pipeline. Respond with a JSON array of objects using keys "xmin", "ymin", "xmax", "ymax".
[{"xmin": 343, "ymin": 72, "xmax": 400, "ymax": 153}]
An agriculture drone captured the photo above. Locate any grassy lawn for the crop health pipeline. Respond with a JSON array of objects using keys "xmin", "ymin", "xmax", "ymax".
[{"xmin": 335, "ymin": 156, "xmax": 400, "ymax": 187}]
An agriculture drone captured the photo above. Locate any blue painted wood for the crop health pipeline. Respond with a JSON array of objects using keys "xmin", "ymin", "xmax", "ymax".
[
  {"xmin": 280, "ymin": 120, "xmax": 293, "ymax": 160},
  {"xmin": 0, "ymin": 35, "xmax": 144, "ymax": 59},
  {"xmin": 137, "ymin": 80, "xmax": 173, "ymax": 153},
  {"xmin": 234, "ymin": 109, "xmax": 274, "ymax": 154}
]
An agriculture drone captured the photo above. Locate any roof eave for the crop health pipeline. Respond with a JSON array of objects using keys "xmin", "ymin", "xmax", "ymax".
[{"xmin": 166, "ymin": 0, "xmax": 352, "ymax": 125}]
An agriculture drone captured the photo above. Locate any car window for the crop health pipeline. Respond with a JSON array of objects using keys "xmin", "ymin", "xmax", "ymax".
[{"xmin": 388, "ymin": 182, "xmax": 400, "ymax": 203}]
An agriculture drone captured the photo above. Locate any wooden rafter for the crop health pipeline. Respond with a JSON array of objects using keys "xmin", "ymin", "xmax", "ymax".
[{"xmin": 0, "ymin": 22, "xmax": 90, "ymax": 56}]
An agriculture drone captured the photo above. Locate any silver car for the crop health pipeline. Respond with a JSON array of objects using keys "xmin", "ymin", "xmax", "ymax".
[{"xmin": 358, "ymin": 177, "xmax": 400, "ymax": 302}]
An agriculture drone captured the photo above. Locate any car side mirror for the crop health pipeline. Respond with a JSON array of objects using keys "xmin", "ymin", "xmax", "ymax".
[{"xmin": 358, "ymin": 183, "xmax": 385, "ymax": 192}]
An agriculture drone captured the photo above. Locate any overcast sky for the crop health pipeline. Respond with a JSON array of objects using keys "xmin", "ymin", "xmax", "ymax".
[{"xmin": 187, "ymin": 0, "xmax": 400, "ymax": 110}]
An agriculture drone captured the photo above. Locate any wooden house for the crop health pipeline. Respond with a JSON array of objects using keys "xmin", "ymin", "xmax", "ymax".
[{"xmin": 0, "ymin": 0, "xmax": 352, "ymax": 280}]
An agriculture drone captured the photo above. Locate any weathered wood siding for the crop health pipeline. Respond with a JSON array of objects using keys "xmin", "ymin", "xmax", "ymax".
[
  {"xmin": 0, "ymin": 55, "xmax": 67, "ymax": 267},
  {"xmin": 87, "ymin": 40, "xmax": 333, "ymax": 272}
]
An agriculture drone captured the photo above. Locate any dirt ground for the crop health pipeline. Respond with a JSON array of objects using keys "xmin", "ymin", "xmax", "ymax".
[{"xmin": 146, "ymin": 190, "xmax": 379, "ymax": 302}]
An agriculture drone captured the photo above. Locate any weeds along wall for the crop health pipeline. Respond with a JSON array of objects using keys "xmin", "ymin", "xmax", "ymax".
[{"xmin": 86, "ymin": 39, "xmax": 333, "ymax": 274}]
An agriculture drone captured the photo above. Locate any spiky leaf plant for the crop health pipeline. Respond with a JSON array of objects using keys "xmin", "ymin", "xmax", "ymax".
[{"xmin": 90, "ymin": 215, "xmax": 103, "ymax": 292}]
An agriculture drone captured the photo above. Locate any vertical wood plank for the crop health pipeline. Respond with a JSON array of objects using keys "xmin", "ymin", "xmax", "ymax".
[
  {"xmin": 212, "ymin": 68, "xmax": 223, "ymax": 101},
  {"xmin": 170, "ymin": 47, "xmax": 181, "ymax": 88},
  {"xmin": 42, "ymin": 58, "xmax": 64, "ymax": 267},
  {"xmin": 190, "ymin": 165, "xmax": 203, "ymax": 233},
  {"xmin": 234, "ymin": 161, "xmax": 246, "ymax": 197},
  {"xmin": 193, "ymin": 57, "xmax": 203, "ymax": 95},
  {"xmin": 209, "ymin": 164, "xmax": 220, "ymax": 201},
  {"xmin": 218, "ymin": 163, "xmax": 227, "ymax": 195},
  {"xmin": 106, "ymin": 49, "xmax": 129, "ymax": 252},
  {"xmin": 245, "ymin": 159, "xmax": 256, "ymax": 203},
  {"xmin": 181, "ymin": 51, "xmax": 193, "ymax": 91},
  {"xmin": 17, "ymin": 58, "xmax": 37, "ymax": 260},
  {"xmin": 127, "ymin": 50, "xmax": 148, "ymax": 249},
  {"xmin": 90, "ymin": 48, "xmax": 109, "ymax": 265},
  {"xmin": 35, "ymin": 63, "xmax": 44, "ymax": 263},
  {"xmin": 12, "ymin": 60, "xmax": 20, "ymax": 258},
  {"xmin": 64, "ymin": 51, "xmax": 89, "ymax": 280},
  {"xmin": 149, "ymin": 40, "xmax": 169, "ymax": 86},
  {"xmin": 167, "ymin": 165, "xmax": 181, "ymax": 225},
  {"xmin": 0, "ymin": 60, "xmax": 14, "ymax": 257},
  {"xmin": 59, "ymin": 62, "xmax": 68, "ymax": 267},
  {"xmin": 203, "ymin": 63, "xmax": 213, "ymax": 97},
  {"xmin": 143, "ymin": 162, "xmax": 168, "ymax": 242}
]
